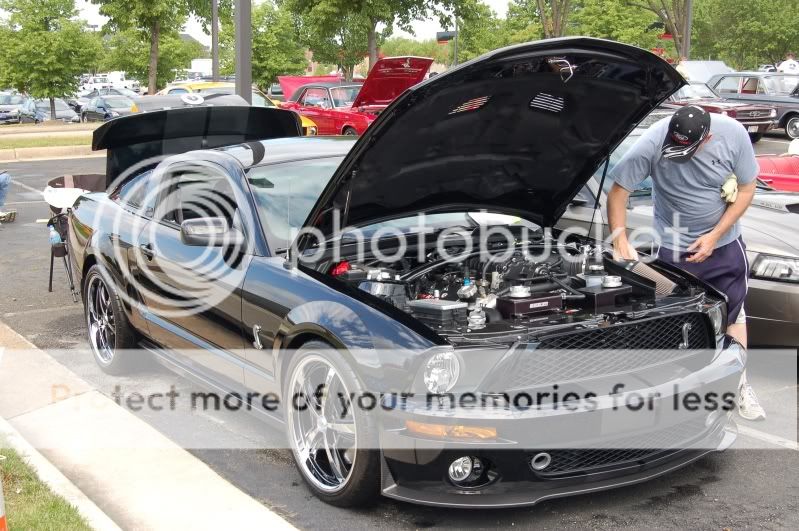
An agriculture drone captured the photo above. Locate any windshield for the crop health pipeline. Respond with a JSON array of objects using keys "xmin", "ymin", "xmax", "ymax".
[
  {"xmin": 0, "ymin": 95, "xmax": 24, "ymax": 105},
  {"xmin": 36, "ymin": 99, "xmax": 70, "ymax": 110},
  {"xmin": 330, "ymin": 86, "xmax": 360, "ymax": 107},
  {"xmin": 760, "ymin": 75, "xmax": 799, "ymax": 96},
  {"xmin": 105, "ymin": 97, "xmax": 132, "ymax": 109},
  {"xmin": 675, "ymin": 84, "xmax": 717, "ymax": 100}
]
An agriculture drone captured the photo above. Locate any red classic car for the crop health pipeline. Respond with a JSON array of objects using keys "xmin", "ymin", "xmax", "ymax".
[
  {"xmin": 280, "ymin": 56, "xmax": 433, "ymax": 135},
  {"xmin": 757, "ymin": 142, "xmax": 799, "ymax": 192},
  {"xmin": 667, "ymin": 82, "xmax": 777, "ymax": 142}
]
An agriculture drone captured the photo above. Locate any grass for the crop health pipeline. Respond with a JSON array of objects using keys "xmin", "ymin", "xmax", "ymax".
[
  {"xmin": 0, "ymin": 448, "xmax": 91, "ymax": 531},
  {"xmin": 0, "ymin": 135, "xmax": 91, "ymax": 150}
]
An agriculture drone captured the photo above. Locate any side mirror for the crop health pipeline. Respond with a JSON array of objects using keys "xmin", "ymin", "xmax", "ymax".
[{"xmin": 180, "ymin": 217, "xmax": 244, "ymax": 247}]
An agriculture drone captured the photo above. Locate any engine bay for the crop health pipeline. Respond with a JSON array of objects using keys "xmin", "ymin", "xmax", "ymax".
[{"xmin": 325, "ymin": 237, "xmax": 705, "ymax": 346}]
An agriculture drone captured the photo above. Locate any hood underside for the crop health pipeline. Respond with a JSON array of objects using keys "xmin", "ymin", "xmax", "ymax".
[
  {"xmin": 351, "ymin": 56, "xmax": 433, "ymax": 109},
  {"xmin": 299, "ymin": 38, "xmax": 683, "ymax": 248}
]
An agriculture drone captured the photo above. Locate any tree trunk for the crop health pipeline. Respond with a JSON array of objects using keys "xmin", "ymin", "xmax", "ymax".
[
  {"xmin": 148, "ymin": 19, "xmax": 160, "ymax": 95},
  {"xmin": 367, "ymin": 19, "xmax": 378, "ymax": 73},
  {"xmin": 343, "ymin": 65, "xmax": 354, "ymax": 81},
  {"xmin": 49, "ymin": 96, "xmax": 56, "ymax": 121}
]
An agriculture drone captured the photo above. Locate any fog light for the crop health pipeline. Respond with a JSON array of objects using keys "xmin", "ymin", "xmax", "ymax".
[
  {"xmin": 530, "ymin": 452, "xmax": 552, "ymax": 471},
  {"xmin": 448, "ymin": 456, "xmax": 483, "ymax": 484}
]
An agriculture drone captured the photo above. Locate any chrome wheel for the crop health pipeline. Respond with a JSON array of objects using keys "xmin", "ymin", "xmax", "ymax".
[
  {"xmin": 86, "ymin": 275, "xmax": 116, "ymax": 364},
  {"xmin": 787, "ymin": 117, "xmax": 799, "ymax": 139},
  {"xmin": 287, "ymin": 355, "xmax": 357, "ymax": 493}
]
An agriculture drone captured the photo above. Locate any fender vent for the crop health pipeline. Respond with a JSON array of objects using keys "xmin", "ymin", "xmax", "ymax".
[
  {"xmin": 529, "ymin": 93, "xmax": 564, "ymax": 113},
  {"xmin": 449, "ymin": 95, "xmax": 491, "ymax": 115}
]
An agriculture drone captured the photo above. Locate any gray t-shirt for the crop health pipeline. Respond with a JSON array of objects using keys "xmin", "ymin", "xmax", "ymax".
[{"xmin": 610, "ymin": 114, "xmax": 758, "ymax": 251}]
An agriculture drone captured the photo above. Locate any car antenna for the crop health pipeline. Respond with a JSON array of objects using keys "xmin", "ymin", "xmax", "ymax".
[{"xmin": 587, "ymin": 156, "xmax": 610, "ymax": 246}]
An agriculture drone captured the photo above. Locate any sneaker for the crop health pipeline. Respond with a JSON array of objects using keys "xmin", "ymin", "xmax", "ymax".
[
  {"xmin": 738, "ymin": 383, "xmax": 766, "ymax": 421},
  {"xmin": 0, "ymin": 210, "xmax": 16, "ymax": 223}
]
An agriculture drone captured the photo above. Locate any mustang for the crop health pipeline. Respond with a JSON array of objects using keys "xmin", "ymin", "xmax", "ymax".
[
  {"xmin": 68, "ymin": 39, "xmax": 744, "ymax": 508},
  {"xmin": 280, "ymin": 56, "xmax": 433, "ymax": 135}
]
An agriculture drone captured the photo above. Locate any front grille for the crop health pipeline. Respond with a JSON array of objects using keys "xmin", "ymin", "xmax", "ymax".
[
  {"xmin": 738, "ymin": 110, "xmax": 771, "ymax": 119},
  {"xmin": 530, "ymin": 416, "xmax": 714, "ymax": 477},
  {"xmin": 505, "ymin": 312, "xmax": 713, "ymax": 389}
]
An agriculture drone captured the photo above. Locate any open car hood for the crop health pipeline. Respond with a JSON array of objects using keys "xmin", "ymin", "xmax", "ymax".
[
  {"xmin": 297, "ymin": 38, "xmax": 683, "ymax": 250},
  {"xmin": 350, "ymin": 56, "xmax": 433, "ymax": 110}
]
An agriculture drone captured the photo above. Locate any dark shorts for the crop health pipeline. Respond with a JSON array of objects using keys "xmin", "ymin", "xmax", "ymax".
[{"xmin": 658, "ymin": 237, "xmax": 749, "ymax": 323}]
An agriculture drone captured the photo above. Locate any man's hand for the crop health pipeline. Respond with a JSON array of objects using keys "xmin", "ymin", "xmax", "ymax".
[
  {"xmin": 612, "ymin": 238, "xmax": 640, "ymax": 261},
  {"xmin": 686, "ymin": 231, "xmax": 720, "ymax": 263}
]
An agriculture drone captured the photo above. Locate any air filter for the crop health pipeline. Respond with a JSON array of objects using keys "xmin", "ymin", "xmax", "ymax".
[{"xmin": 628, "ymin": 261, "xmax": 677, "ymax": 296}]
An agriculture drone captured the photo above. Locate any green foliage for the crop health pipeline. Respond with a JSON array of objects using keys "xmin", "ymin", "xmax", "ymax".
[
  {"xmin": 0, "ymin": 0, "xmax": 100, "ymax": 118},
  {"xmin": 571, "ymin": 0, "xmax": 660, "ymax": 50},
  {"xmin": 455, "ymin": 2, "xmax": 507, "ymax": 62},
  {"xmin": 692, "ymin": 0, "xmax": 799, "ymax": 69},
  {"xmin": 219, "ymin": 1, "xmax": 307, "ymax": 87},
  {"xmin": 101, "ymin": 29, "xmax": 201, "ymax": 88},
  {"xmin": 380, "ymin": 37, "xmax": 451, "ymax": 64},
  {"xmin": 504, "ymin": 0, "xmax": 545, "ymax": 42}
]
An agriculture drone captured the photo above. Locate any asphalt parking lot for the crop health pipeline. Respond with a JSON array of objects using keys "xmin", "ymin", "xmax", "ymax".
[{"xmin": 1, "ymin": 143, "xmax": 798, "ymax": 530}]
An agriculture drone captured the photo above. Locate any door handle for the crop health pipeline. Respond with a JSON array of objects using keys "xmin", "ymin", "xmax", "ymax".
[{"xmin": 139, "ymin": 243, "xmax": 154, "ymax": 260}]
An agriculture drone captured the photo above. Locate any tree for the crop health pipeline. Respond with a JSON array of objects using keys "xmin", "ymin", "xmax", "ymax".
[
  {"xmin": 691, "ymin": 0, "xmax": 799, "ymax": 69},
  {"xmin": 92, "ymin": 1, "xmax": 217, "ymax": 93},
  {"xmin": 571, "ymin": 0, "xmax": 661, "ymax": 50},
  {"xmin": 218, "ymin": 1, "xmax": 307, "ymax": 87},
  {"xmin": 625, "ymin": 0, "xmax": 690, "ymax": 56},
  {"xmin": 380, "ymin": 37, "xmax": 451, "ymax": 64},
  {"xmin": 101, "ymin": 29, "xmax": 202, "ymax": 89},
  {"xmin": 455, "ymin": 2, "xmax": 506, "ymax": 62},
  {"xmin": 0, "ymin": 0, "xmax": 100, "ymax": 119}
]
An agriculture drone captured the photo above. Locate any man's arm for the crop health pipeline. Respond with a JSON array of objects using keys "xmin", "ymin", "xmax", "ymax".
[
  {"xmin": 685, "ymin": 181, "xmax": 756, "ymax": 263},
  {"xmin": 607, "ymin": 182, "xmax": 639, "ymax": 260}
]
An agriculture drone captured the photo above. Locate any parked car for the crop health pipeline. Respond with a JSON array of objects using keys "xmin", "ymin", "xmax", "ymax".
[
  {"xmin": 80, "ymin": 75, "xmax": 113, "ymax": 93},
  {"xmin": 156, "ymin": 82, "xmax": 318, "ymax": 136},
  {"xmin": 19, "ymin": 98, "xmax": 80, "ymax": 123},
  {"xmin": 707, "ymin": 72, "xmax": 799, "ymax": 138},
  {"xmin": 756, "ymin": 152, "xmax": 799, "ymax": 192},
  {"xmin": 80, "ymin": 96, "xmax": 136, "ymax": 122},
  {"xmin": 0, "ymin": 93, "xmax": 26, "ymax": 124},
  {"xmin": 280, "ymin": 56, "xmax": 434, "ymax": 135},
  {"xmin": 69, "ymin": 39, "xmax": 744, "ymax": 508},
  {"xmin": 70, "ymin": 88, "xmax": 140, "ymax": 114},
  {"xmin": 558, "ymin": 126, "xmax": 799, "ymax": 347},
  {"xmin": 667, "ymin": 82, "xmax": 777, "ymax": 142},
  {"xmin": 267, "ymin": 82, "xmax": 284, "ymax": 102}
]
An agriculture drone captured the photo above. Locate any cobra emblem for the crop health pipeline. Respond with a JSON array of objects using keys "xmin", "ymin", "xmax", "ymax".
[{"xmin": 678, "ymin": 322, "xmax": 692, "ymax": 350}]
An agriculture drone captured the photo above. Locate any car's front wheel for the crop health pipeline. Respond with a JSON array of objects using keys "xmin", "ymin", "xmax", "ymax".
[
  {"xmin": 83, "ymin": 265, "xmax": 137, "ymax": 374},
  {"xmin": 342, "ymin": 126, "xmax": 358, "ymax": 136},
  {"xmin": 786, "ymin": 115, "xmax": 799, "ymax": 139},
  {"xmin": 284, "ymin": 341, "xmax": 379, "ymax": 507}
]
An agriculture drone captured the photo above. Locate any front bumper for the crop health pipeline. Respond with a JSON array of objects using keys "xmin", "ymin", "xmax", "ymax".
[
  {"xmin": 0, "ymin": 114, "xmax": 20, "ymax": 124},
  {"xmin": 379, "ymin": 341, "xmax": 745, "ymax": 508},
  {"xmin": 738, "ymin": 119, "xmax": 777, "ymax": 133}
]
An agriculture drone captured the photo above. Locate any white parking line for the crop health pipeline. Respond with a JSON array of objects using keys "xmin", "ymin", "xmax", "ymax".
[
  {"xmin": 761, "ymin": 138, "xmax": 790, "ymax": 145},
  {"xmin": 10, "ymin": 180, "xmax": 43, "ymax": 196},
  {"xmin": 3, "ymin": 306, "xmax": 81, "ymax": 318},
  {"xmin": 737, "ymin": 425, "xmax": 799, "ymax": 451},
  {"xmin": 3, "ymin": 200, "xmax": 47, "ymax": 205}
]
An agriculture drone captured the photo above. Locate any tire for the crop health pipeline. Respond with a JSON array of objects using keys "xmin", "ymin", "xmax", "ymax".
[
  {"xmin": 749, "ymin": 132, "xmax": 764, "ymax": 143},
  {"xmin": 82, "ymin": 265, "xmax": 138, "ymax": 374},
  {"xmin": 284, "ymin": 340, "xmax": 380, "ymax": 507},
  {"xmin": 785, "ymin": 115, "xmax": 799, "ymax": 139},
  {"xmin": 342, "ymin": 126, "xmax": 358, "ymax": 136},
  {"xmin": 81, "ymin": 113, "xmax": 87, "ymax": 123}
]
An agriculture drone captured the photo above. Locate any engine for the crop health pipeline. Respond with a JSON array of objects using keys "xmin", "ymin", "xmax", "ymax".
[{"xmin": 327, "ymin": 243, "xmax": 682, "ymax": 344}]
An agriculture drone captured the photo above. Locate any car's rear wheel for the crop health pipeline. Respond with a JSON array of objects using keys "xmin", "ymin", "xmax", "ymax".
[
  {"xmin": 83, "ymin": 265, "xmax": 137, "ymax": 374},
  {"xmin": 342, "ymin": 126, "xmax": 358, "ymax": 136},
  {"xmin": 785, "ymin": 115, "xmax": 799, "ymax": 139},
  {"xmin": 749, "ymin": 132, "xmax": 764, "ymax": 143},
  {"xmin": 284, "ymin": 341, "xmax": 379, "ymax": 507}
]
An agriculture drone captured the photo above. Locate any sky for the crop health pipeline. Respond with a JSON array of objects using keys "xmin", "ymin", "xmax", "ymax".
[{"xmin": 76, "ymin": 0, "xmax": 510, "ymax": 46}]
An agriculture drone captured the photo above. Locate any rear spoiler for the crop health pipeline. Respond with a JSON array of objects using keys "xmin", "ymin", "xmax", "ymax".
[{"xmin": 92, "ymin": 106, "xmax": 302, "ymax": 186}]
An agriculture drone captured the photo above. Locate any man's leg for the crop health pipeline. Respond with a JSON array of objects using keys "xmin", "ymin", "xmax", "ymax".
[{"xmin": 0, "ymin": 171, "xmax": 16, "ymax": 223}]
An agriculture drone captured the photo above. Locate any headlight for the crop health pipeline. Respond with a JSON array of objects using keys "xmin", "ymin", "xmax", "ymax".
[
  {"xmin": 770, "ymin": 109, "xmax": 777, "ymax": 118},
  {"xmin": 424, "ymin": 351, "xmax": 460, "ymax": 394},
  {"xmin": 751, "ymin": 254, "xmax": 799, "ymax": 283},
  {"xmin": 706, "ymin": 303, "xmax": 725, "ymax": 336},
  {"xmin": 110, "ymin": 111, "xmax": 119, "ymax": 117},
  {"xmin": 8, "ymin": 108, "xmax": 19, "ymax": 115}
]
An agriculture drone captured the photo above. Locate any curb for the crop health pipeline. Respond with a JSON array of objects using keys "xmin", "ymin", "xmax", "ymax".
[
  {"xmin": 0, "ymin": 146, "xmax": 99, "ymax": 162},
  {"xmin": 0, "ymin": 416, "xmax": 122, "ymax": 531}
]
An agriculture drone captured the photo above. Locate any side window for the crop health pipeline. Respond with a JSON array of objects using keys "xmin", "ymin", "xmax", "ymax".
[
  {"xmin": 169, "ymin": 87, "xmax": 189, "ymax": 94},
  {"xmin": 741, "ymin": 77, "xmax": 759, "ymax": 94},
  {"xmin": 154, "ymin": 165, "xmax": 238, "ymax": 228},
  {"xmin": 714, "ymin": 76, "xmax": 740, "ymax": 94},
  {"xmin": 111, "ymin": 170, "xmax": 154, "ymax": 213}
]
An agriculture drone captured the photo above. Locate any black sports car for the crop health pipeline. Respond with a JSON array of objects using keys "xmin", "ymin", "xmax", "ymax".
[{"xmin": 68, "ymin": 38, "xmax": 745, "ymax": 508}]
